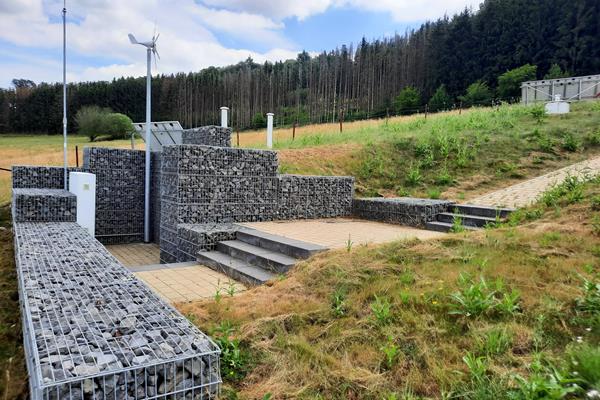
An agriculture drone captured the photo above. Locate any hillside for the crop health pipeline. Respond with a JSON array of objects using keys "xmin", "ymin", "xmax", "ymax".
[
  {"xmin": 180, "ymin": 174, "xmax": 600, "ymax": 399},
  {"xmin": 249, "ymin": 101, "xmax": 600, "ymax": 202}
]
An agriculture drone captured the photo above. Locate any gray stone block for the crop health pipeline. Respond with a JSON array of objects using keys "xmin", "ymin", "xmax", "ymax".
[
  {"xmin": 352, "ymin": 197, "xmax": 454, "ymax": 227},
  {"xmin": 12, "ymin": 188, "xmax": 77, "ymax": 222}
]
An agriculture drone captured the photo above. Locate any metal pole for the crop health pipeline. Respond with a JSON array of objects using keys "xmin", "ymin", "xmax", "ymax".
[
  {"xmin": 62, "ymin": 0, "xmax": 68, "ymax": 189},
  {"xmin": 144, "ymin": 47, "xmax": 151, "ymax": 243}
]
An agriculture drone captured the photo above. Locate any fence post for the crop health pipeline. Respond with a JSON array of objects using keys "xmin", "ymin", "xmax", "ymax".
[
  {"xmin": 266, "ymin": 113, "xmax": 274, "ymax": 149},
  {"xmin": 292, "ymin": 122, "xmax": 296, "ymax": 141},
  {"xmin": 75, "ymin": 145, "xmax": 79, "ymax": 167},
  {"xmin": 236, "ymin": 130, "xmax": 240, "ymax": 147},
  {"xmin": 424, "ymin": 104, "xmax": 428, "ymax": 119},
  {"xmin": 459, "ymin": 101, "xmax": 463, "ymax": 115},
  {"xmin": 339, "ymin": 109, "xmax": 344, "ymax": 133},
  {"xmin": 220, "ymin": 106, "xmax": 229, "ymax": 128}
]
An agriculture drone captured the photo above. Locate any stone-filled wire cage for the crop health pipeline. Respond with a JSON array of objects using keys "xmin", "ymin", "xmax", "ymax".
[{"xmin": 15, "ymin": 222, "xmax": 221, "ymax": 400}]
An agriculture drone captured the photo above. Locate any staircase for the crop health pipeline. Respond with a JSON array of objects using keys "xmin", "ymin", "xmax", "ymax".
[
  {"xmin": 197, "ymin": 228, "xmax": 327, "ymax": 286},
  {"xmin": 425, "ymin": 204, "xmax": 514, "ymax": 233}
]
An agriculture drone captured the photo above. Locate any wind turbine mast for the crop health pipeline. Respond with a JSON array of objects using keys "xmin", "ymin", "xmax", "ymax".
[
  {"xmin": 129, "ymin": 31, "xmax": 159, "ymax": 243},
  {"xmin": 62, "ymin": 0, "xmax": 67, "ymax": 189}
]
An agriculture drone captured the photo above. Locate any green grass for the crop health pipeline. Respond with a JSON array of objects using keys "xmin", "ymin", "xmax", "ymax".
[
  {"xmin": 276, "ymin": 101, "xmax": 600, "ymax": 199},
  {"xmin": 181, "ymin": 176, "xmax": 600, "ymax": 399}
]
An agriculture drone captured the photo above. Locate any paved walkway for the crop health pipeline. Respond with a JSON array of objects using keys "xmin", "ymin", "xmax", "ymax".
[
  {"xmin": 106, "ymin": 243, "xmax": 246, "ymax": 303},
  {"xmin": 242, "ymin": 218, "xmax": 445, "ymax": 249},
  {"xmin": 471, "ymin": 156, "xmax": 600, "ymax": 208}
]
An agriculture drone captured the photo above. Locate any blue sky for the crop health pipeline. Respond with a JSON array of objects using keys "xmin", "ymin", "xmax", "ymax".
[{"xmin": 0, "ymin": 0, "xmax": 480, "ymax": 88}]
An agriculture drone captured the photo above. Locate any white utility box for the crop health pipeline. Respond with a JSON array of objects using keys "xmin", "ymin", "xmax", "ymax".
[
  {"xmin": 69, "ymin": 172, "xmax": 96, "ymax": 236},
  {"xmin": 545, "ymin": 95, "xmax": 570, "ymax": 115}
]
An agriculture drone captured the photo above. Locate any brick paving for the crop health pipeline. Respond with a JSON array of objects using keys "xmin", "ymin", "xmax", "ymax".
[
  {"xmin": 106, "ymin": 243, "xmax": 246, "ymax": 303},
  {"xmin": 242, "ymin": 218, "xmax": 445, "ymax": 249},
  {"xmin": 470, "ymin": 156, "xmax": 600, "ymax": 208}
]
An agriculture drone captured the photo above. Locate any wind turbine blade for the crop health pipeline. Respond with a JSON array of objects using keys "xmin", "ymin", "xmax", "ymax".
[
  {"xmin": 154, "ymin": 33, "xmax": 160, "ymax": 44},
  {"xmin": 128, "ymin": 33, "xmax": 137, "ymax": 44},
  {"xmin": 153, "ymin": 48, "xmax": 160, "ymax": 60}
]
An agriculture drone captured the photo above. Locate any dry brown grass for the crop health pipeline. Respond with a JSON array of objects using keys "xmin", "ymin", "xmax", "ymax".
[
  {"xmin": 179, "ymin": 182, "xmax": 600, "ymax": 399},
  {"xmin": 0, "ymin": 135, "xmax": 141, "ymax": 204}
]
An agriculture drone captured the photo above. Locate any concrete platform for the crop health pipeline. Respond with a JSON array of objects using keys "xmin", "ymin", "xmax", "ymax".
[{"xmin": 241, "ymin": 217, "xmax": 445, "ymax": 249}]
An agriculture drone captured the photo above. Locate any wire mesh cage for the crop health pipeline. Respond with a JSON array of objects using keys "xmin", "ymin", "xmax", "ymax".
[{"xmin": 13, "ymin": 222, "xmax": 221, "ymax": 400}]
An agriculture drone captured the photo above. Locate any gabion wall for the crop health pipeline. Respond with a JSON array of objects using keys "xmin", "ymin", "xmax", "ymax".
[
  {"xmin": 352, "ymin": 197, "xmax": 454, "ymax": 227},
  {"xmin": 13, "ymin": 221, "xmax": 221, "ymax": 400},
  {"xmin": 12, "ymin": 166, "xmax": 80, "ymax": 189},
  {"xmin": 12, "ymin": 188, "xmax": 77, "ymax": 222},
  {"xmin": 182, "ymin": 126, "xmax": 231, "ymax": 147},
  {"xmin": 277, "ymin": 174, "xmax": 354, "ymax": 219},
  {"xmin": 159, "ymin": 145, "xmax": 279, "ymax": 263},
  {"xmin": 83, "ymin": 148, "xmax": 146, "ymax": 244},
  {"xmin": 176, "ymin": 223, "xmax": 239, "ymax": 262},
  {"xmin": 151, "ymin": 152, "xmax": 162, "ymax": 243}
]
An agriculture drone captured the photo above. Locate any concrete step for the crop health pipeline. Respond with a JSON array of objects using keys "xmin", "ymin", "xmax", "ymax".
[
  {"xmin": 217, "ymin": 240, "xmax": 297, "ymax": 274},
  {"xmin": 436, "ymin": 212, "xmax": 498, "ymax": 228},
  {"xmin": 451, "ymin": 204, "xmax": 514, "ymax": 219},
  {"xmin": 236, "ymin": 228, "xmax": 326, "ymax": 259},
  {"xmin": 197, "ymin": 251, "xmax": 275, "ymax": 286},
  {"xmin": 425, "ymin": 221, "xmax": 479, "ymax": 233}
]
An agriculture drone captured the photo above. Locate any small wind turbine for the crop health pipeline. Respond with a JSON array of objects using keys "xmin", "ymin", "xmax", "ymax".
[{"xmin": 129, "ymin": 30, "xmax": 159, "ymax": 243}]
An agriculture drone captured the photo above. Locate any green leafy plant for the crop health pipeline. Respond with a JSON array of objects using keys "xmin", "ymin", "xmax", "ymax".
[
  {"xmin": 212, "ymin": 322, "xmax": 250, "ymax": 382},
  {"xmin": 346, "ymin": 234, "xmax": 353, "ymax": 252},
  {"xmin": 591, "ymin": 195, "xmax": 600, "ymax": 211},
  {"xmin": 428, "ymin": 187, "xmax": 441, "ymax": 199},
  {"xmin": 449, "ymin": 274, "xmax": 496, "ymax": 318},
  {"xmin": 405, "ymin": 164, "xmax": 422, "ymax": 186},
  {"xmin": 463, "ymin": 353, "xmax": 488, "ymax": 382},
  {"xmin": 496, "ymin": 289, "xmax": 521, "ymax": 316},
  {"xmin": 436, "ymin": 166, "xmax": 453, "ymax": 185},
  {"xmin": 331, "ymin": 288, "xmax": 347, "ymax": 317},
  {"xmin": 561, "ymin": 132, "xmax": 580, "ymax": 152},
  {"xmin": 530, "ymin": 105, "xmax": 546, "ymax": 124},
  {"xmin": 371, "ymin": 295, "xmax": 392, "ymax": 325},
  {"xmin": 451, "ymin": 213, "xmax": 466, "ymax": 233},
  {"xmin": 477, "ymin": 328, "xmax": 512, "ymax": 356},
  {"xmin": 380, "ymin": 336, "xmax": 400, "ymax": 369},
  {"xmin": 226, "ymin": 280, "xmax": 237, "ymax": 297},
  {"xmin": 514, "ymin": 367, "xmax": 582, "ymax": 399}
]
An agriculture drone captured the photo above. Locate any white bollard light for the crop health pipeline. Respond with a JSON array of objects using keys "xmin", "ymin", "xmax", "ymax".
[
  {"xmin": 266, "ymin": 113, "xmax": 274, "ymax": 149},
  {"xmin": 220, "ymin": 106, "xmax": 229, "ymax": 128},
  {"xmin": 69, "ymin": 172, "xmax": 96, "ymax": 236}
]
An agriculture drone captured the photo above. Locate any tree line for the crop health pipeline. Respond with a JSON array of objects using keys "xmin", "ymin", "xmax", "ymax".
[{"xmin": 0, "ymin": 0, "xmax": 598, "ymax": 134}]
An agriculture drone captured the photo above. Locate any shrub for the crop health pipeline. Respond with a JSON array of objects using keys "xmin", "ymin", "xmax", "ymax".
[
  {"xmin": 75, "ymin": 105, "xmax": 111, "ymax": 142},
  {"xmin": 104, "ymin": 113, "xmax": 135, "ymax": 140},
  {"xmin": 428, "ymin": 84, "xmax": 452, "ymax": 112},
  {"xmin": 497, "ymin": 64, "xmax": 537, "ymax": 99},
  {"xmin": 544, "ymin": 63, "xmax": 569, "ymax": 80},
  {"xmin": 394, "ymin": 86, "xmax": 421, "ymax": 115},
  {"xmin": 561, "ymin": 132, "xmax": 580, "ymax": 152},
  {"xmin": 459, "ymin": 81, "xmax": 493, "ymax": 107},
  {"xmin": 436, "ymin": 166, "xmax": 453, "ymax": 185},
  {"xmin": 251, "ymin": 112, "xmax": 266, "ymax": 129},
  {"xmin": 530, "ymin": 105, "xmax": 546, "ymax": 124},
  {"xmin": 586, "ymin": 131, "xmax": 600, "ymax": 147}
]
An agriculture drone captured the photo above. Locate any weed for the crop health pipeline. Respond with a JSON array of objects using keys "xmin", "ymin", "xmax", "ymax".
[
  {"xmin": 428, "ymin": 187, "xmax": 441, "ymax": 199},
  {"xmin": 591, "ymin": 195, "xmax": 600, "ymax": 211},
  {"xmin": 497, "ymin": 289, "xmax": 521, "ymax": 316},
  {"xmin": 371, "ymin": 295, "xmax": 393, "ymax": 325},
  {"xmin": 396, "ymin": 187, "xmax": 411, "ymax": 197},
  {"xmin": 530, "ymin": 105, "xmax": 546, "ymax": 124},
  {"xmin": 462, "ymin": 353, "xmax": 488, "ymax": 382},
  {"xmin": 405, "ymin": 164, "xmax": 422, "ymax": 186},
  {"xmin": 477, "ymin": 328, "xmax": 512, "ymax": 356},
  {"xmin": 592, "ymin": 215, "xmax": 600, "ymax": 236},
  {"xmin": 214, "ymin": 284, "xmax": 223, "ymax": 304},
  {"xmin": 331, "ymin": 288, "xmax": 347, "ymax": 317},
  {"xmin": 561, "ymin": 132, "xmax": 580, "ymax": 152},
  {"xmin": 586, "ymin": 130, "xmax": 600, "ymax": 147},
  {"xmin": 449, "ymin": 274, "xmax": 496, "ymax": 318},
  {"xmin": 451, "ymin": 214, "xmax": 466, "ymax": 233},
  {"xmin": 380, "ymin": 336, "xmax": 400, "ymax": 369},
  {"xmin": 540, "ymin": 175, "xmax": 585, "ymax": 207},
  {"xmin": 567, "ymin": 344, "xmax": 600, "ymax": 391},
  {"xmin": 575, "ymin": 277, "xmax": 600, "ymax": 315},
  {"xmin": 537, "ymin": 132, "xmax": 555, "ymax": 153},
  {"xmin": 346, "ymin": 234, "xmax": 353, "ymax": 252},
  {"xmin": 212, "ymin": 323, "xmax": 250, "ymax": 382},
  {"xmin": 435, "ymin": 166, "xmax": 453, "ymax": 186},
  {"xmin": 514, "ymin": 366, "xmax": 582, "ymax": 399},
  {"xmin": 226, "ymin": 281, "xmax": 237, "ymax": 297}
]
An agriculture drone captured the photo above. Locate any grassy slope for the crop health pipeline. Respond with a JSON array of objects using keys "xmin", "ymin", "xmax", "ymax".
[
  {"xmin": 0, "ymin": 207, "xmax": 27, "ymax": 399},
  {"xmin": 0, "ymin": 135, "xmax": 140, "ymax": 205},
  {"xmin": 265, "ymin": 101, "xmax": 600, "ymax": 201},
  {"xmin": 180, "ymin": 178, "xmax": 600, "ymax": 399}
]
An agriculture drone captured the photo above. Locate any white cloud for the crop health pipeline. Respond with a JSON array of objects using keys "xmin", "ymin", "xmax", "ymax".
[
  {"xmin": 0, "ymin": 0, "xmax": 483, "ymax": 87},
  {"xmin": 203, "ymin": 0, "xmax": 482, "ymax": 21},
  {"xmin": 0, "ymin": 0, "xmax": 299, "ymax": 86}
]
